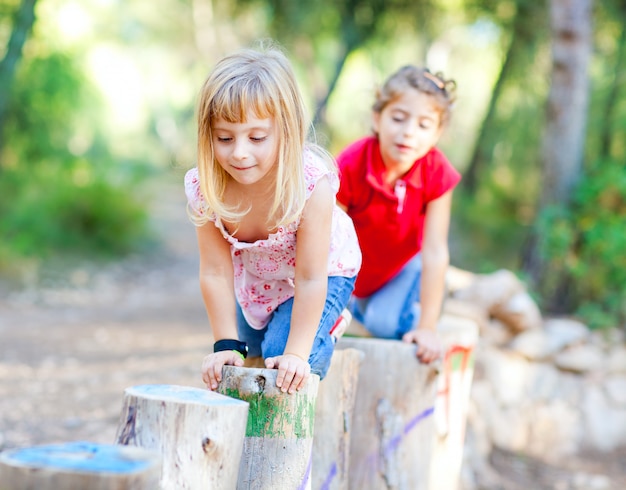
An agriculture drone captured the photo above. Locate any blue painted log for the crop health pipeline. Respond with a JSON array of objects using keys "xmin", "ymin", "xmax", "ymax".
[
  {"xmin": 115, "ymin": 384, "xmax": 249, "ymax": 490},
  {"xmin": 0, "ymin": 441, "xmax": 160, "ymax": 490}
]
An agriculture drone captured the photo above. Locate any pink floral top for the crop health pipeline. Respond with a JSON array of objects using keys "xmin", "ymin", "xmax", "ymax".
[{"xmin": 184, "ymin": 149, "xmax": 362, "ymax": 329}]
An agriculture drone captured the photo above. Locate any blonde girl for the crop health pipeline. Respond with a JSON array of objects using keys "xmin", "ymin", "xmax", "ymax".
[{"xmin": 185, "ymin": 43, "xmax": 361, "ymax": 394}]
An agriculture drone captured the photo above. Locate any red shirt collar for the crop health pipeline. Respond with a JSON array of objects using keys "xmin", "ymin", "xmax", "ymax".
[{"xmin": 364, "ymin": 137, "xmax": 424, "ymax": 193}]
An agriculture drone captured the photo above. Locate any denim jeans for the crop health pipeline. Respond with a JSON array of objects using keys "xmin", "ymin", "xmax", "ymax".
[
  {"xmin": 236, "ymin": 275, "xmax": 356, "ymax": 380},
  {"xmin": 349, "ymin": 254, "xmax": 422, "ymax": 339}
]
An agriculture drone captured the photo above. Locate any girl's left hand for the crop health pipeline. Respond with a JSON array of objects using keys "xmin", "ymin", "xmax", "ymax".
[
  {"xmin": 265, "ymin": 354, "xmax": 311, "ymax": 394},
  {"xmin": 402, "ymin": 329, "xmax": 443, "ymax": 364}
]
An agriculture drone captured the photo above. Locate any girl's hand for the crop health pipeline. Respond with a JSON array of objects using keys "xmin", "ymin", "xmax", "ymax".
[
  {"xmin": 202, "ymin": 350, "xmax": 245, "ymax": 390},
  {"xmin": 402, "ymin": 329, "xmax": 443, "ymax": 364},
  {"xmin": 265, "ymin": 354, "xmax": 311, "ymax": 394}
]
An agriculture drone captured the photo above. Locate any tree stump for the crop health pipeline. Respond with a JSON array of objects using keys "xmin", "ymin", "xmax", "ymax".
[
  {"xmin": 217, "ymin": 366, "xmax": 320, "ymax": 490},
  {"xmin": 0, "ymin": 441, "xmax": 161, "ymax": 490},
  {"xmin": 336, "ymin": 337, "xmax": 439, "ymax": 490},
  {"xmin": 115, "ymin": 384, "xmax": 249, "ymax": 490},
  {"xmin": 312, "ymin": 348, "xmax": 363, "ymax": 490},
  {"xmin": 429, "ymin": 314, "xmax": 479, "ymax": 490}
]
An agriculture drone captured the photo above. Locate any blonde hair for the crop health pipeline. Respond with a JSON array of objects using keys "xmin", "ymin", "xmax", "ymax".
[
  {"xmin": 191, "ymin": 42, "xmax": 335, "ymax": 228},
  {"xmin": 373, "ymin": 65, "xmax": 457, "ymax": 127}
]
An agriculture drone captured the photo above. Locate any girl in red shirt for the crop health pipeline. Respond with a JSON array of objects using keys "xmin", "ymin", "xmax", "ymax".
[{"xmin": 336, "ymin": 65, "xmax": 461, "ymax": 364}]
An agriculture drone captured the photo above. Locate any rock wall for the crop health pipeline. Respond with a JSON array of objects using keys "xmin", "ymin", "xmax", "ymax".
[{"xmin": 445, "ymin": 267, "xmax": 626, "ymax": 489}]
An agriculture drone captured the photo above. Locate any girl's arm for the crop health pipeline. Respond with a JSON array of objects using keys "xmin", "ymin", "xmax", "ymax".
[
  {"xmin": 195, "ymin": 222, "xmax": 244, "ymax": 390},
  {"xmin": 265, "ymin": 176, "xmax": 334, "ymax": 393},
  {"xmin": 402, "ymin": 189, "xmax": 454, "ymax": 363}
]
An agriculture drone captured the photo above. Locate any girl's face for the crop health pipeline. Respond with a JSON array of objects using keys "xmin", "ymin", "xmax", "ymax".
[
  {"xmin": 373, "ymin": 88, "xmax": 443, "ymax": 171},
  {"xmin": 212, "ymin": 111, "xmax": 279, "ymax": 187}
]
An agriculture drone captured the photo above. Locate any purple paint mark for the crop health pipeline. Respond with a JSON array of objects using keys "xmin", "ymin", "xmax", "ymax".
[
  {"xmin": 320, "ymin": 462, "xmax": 338, "ymax": 490},
  {"xmin": 298, "ymin": 453, "xmax": 313, "ymax": 490},
  {"xmin": 403, "ymin": 406, "xmax": 435, "ymax": 435},
  {"xmin": 382, "ymin": 406, "xmax": 434, "ymax": 457}
]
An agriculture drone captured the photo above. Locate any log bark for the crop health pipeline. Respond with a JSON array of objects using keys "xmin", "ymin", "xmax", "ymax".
[
  {"xmin": 312, "ymin": 347, "xmax": 364, "ymax": 490},
  {"xmin": 428, "ymin": 314, "xmax": 479, "ymax": 490},
  {"xmin": 217, "ymin": 366, "xmax": 320, "ymax": 490},
  {"xmin": 336, "ymin": 337, "xmax": 438, "ymax": 490},
  {"xmin": 115, "ymin": 384, "xmax": 249, "ymax": 490},
  {"xmin": 0, "ymin": 441, "xmax": 160, "ymax": 490}
]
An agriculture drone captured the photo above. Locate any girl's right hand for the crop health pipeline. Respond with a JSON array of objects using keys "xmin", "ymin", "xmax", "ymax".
[{"xmin": 202, "ymin": 350, "xmax": 245, "ymax": 390}]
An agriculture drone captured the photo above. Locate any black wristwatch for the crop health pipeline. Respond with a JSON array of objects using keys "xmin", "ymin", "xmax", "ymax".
[{"xmin": 214, "ymin": 339, "xmax": 248, "ymax": 359}]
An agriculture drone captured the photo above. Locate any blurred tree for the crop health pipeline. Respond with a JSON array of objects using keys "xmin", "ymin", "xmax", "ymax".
[
  {"xmin": 0, "ymin": 0, "xmax": 37, "ymax": 165},
  {"xmin": 462, "ymin": 0, "xmax": 547, "ymax": 193},
  {"xmin": 523, "ymin": 0, "xmax": 592, "ymax": 311},
  {"xmin": 228, "ymin": 0, "xmax": 440, "ymax": 128}
]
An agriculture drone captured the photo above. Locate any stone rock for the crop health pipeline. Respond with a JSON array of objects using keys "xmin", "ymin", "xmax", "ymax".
[
  {"xmin": 509, "ymin": 329, "xmax": 553, "ymax": 360},
  {"xmin": 554, "ymin": 344, "xmax": 605, "ymax": 373},
  {"xmin": 582, "ymin": 384, "xmax": 626, "ymax": 451},
  {"xmin": 544, "ymin": 318, "xmax": 590, "ymax": 349},
  {"xmin": 510, "ymin": 319, "xmax": 591, "ymax": 361},
  {"xmin": 480, "ymin": 319, "xmax": 515, "ymax": 347},
  {"xmin": 452, "ymin": 269, "xmax": 524, "ymax": 312},
  {"xmin": 525, "ymin": 399, "xmax": 582, "ymax": 461},
  {"xmin": 526, "ymin": 362, "xmax": 562, "ymax": 400},
  {"xmin": 479, "ymin": 346, "xmax": 532, "ymax": 407},
  {"xmin": 607, "ymin": 346, "xmax": 626, "ymax": 373},
  {"xmin": 442, "ymin": 298, "xmax": 489, "ymax": 332},
  {"xmin": 604, "ymin": 375, "xmax": 626, "ymax": 407},
  {"xmin": 491, "ymin": 290, "xmax": 543, "ymax": 333},
  {"xmin": 488, "ymin": 404, "xmax": 530, "ymax": 452},
  {"xmin": 445, "ymin": 265, "xmax": 476, "ymax": 293}
]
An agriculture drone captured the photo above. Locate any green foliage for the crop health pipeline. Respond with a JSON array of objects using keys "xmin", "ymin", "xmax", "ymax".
[
  {"xmin": 534, "ymin": 161, "xmax": 626, "ymax": 329},
  {"xmin": 0, "ymin": 165, "xmax": 152, "ymax": 263},
  {"xmin": 0, "ymin": 50, "xmax": 153, "ymax": 272}
]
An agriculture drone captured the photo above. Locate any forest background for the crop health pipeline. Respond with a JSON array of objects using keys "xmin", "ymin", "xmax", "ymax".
[{"xmin": 0, "ymin": 0, "xmax": 624, "ymax": 332}]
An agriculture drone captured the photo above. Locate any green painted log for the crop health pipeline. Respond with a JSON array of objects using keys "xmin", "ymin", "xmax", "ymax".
[{"xmin": 218, "ymin": 366, "xmax": 320, "ymax": 490}]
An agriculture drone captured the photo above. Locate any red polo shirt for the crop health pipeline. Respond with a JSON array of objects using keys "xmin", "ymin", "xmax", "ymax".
[{"xmin": 337, "ymin": 136, "xmax": 461, "ymax": 298}]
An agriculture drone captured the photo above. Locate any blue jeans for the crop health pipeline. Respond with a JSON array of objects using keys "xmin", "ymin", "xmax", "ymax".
[
  {"xmin": 349, "ymin": 254, "xmax": 422, "ymax": 339},
  {"xmin": 236, "ymin": 275, "xmax": 356, "ymax": 380}
]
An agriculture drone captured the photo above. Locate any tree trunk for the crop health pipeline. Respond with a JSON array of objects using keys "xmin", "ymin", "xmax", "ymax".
[
  {"xmin": 336, "ymin": 337, "xmax": 438, "ymax": 490},
  {"xmin": 217, "ymin": 366, "xmax": 320, "ymax": 490},
  {"xmin": 524, "ymin": 0, "xmax": 592, "ymax": 296},
  {"xmin": 0, "ymin": 442, "xmax": 161, "ymax": 490},
  {"xmin": 0, "ymin": 0, "xmax": 38, "ymax": 162},
  {"xmin": 540, "ymin": 0, "xmax": 592, "ymax": 208},
  {"xmin": 115, "ymin": 384, "xmax": 249, "ymax": 490}
]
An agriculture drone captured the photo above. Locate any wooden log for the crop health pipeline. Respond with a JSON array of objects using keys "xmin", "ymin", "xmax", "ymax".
[
  {"xmin": 312, "ymin": 348, "xmax": 363, "ymax": 490},
  {"xmin": 336, "ymin": 337, "xmax": 439, "ymax": 490},
  {"xmin": 217, "ymin": 366, "xmax": 320, "ymax": 490},
  {"xmin": 115, "ymin": 384, "xmax": 249, "ymax": 490},
  {"xmin": 0, "ymin": 441, "xmax": 161, "ymax": 490},
  {"xmin": 428, "ymin": 314, "xmax": 479, "ymax": 490}
]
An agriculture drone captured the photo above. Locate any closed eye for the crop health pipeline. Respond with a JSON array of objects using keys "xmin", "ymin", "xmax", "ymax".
[{"xmin": 250, "ymin": 136, "xmax": 267, "ymax": 142}]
